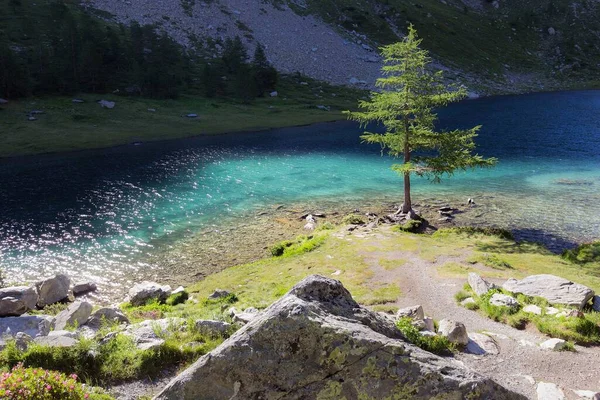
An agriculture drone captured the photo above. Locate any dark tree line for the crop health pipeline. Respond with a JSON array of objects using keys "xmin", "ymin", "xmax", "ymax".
[{"xmin": 0, "ymin": 2, "xmax": 277, "ymax": 100}]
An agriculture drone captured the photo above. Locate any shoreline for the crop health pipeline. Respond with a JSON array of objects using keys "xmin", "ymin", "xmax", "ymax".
[{"xmin": 2, "ymin": 87, "xmax": 600, "ymax": 161}]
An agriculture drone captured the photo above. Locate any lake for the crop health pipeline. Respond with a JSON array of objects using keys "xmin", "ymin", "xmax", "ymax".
[{"xmin": 1, "ymin": 90, "xmax": 599, "ymax": 297}]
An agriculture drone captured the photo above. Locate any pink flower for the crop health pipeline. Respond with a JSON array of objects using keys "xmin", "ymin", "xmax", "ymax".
[
  {"xmin": 46, "ymin": 384, "xmax": 52, "ymax": 390},
  {"xmin": 70, "ymin": 374, "xmax": 78, "ymax": 380},
  {"xmin": 84, "ymin": 393, "xmax": 90, "ymax": 399}
]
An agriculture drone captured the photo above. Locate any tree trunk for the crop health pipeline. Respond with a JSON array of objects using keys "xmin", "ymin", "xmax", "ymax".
[{"xmin": 402, "ymin": 115, "xmax": 412, "ymax": 214}]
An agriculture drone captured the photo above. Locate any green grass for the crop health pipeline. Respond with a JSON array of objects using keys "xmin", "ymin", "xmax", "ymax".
[
  {"xmin": 269, "ymin": 232, "xmax": 328, "ymax": 258},
  {"xmin": 0, "ymin": 75, "xmax": 365, "ymax": 158},
  {"xmin": 395, "ymin": 317, "xmax": 456, "ymax": 355}
]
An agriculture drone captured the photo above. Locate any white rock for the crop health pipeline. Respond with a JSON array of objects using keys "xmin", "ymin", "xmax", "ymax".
[
  {"xmin": 396, "ymin": 305, "xmax": 424, "ymax": 321},
  {"xmin": 461, "ymin": 297, "xmax": 476, "ymax": 306},
  {"xmin": 438, "ymin": 319, "xmax": 469, "ymax": 345},
  {"xmin": 468, "ymin": 273, "xmax": 495, "ymax": 296},
  {"xmin": 489, "ymin": 293, "xmax": 519, "ymax": 308},
  {"xmin": 523, "ymin": 304, "xmax": 542, "ymax": 315},
  {"xmin": 502, "ymin": 274, "xmax": 594, "ymax": 309},
  {"xmin": 98, "ymin": 99, "xmax": 115, "ymax": 109},
  {"xmin": 465, "ymin": 333, "xmax": 499, "ymax": 355},
  {"xmin": 540, "ymin": 338, "xmax": 566, "ymax": 351},
  {"xmin": 546, "ymin": 307, "xmax": 560, "ymax": 315},
  {"xmin": 573, "ymin": 390, "xmax": 600, "ymax": 399},
  {"xmin": 537, "ymin": 382, "xmax": 565, "ymax": 400},
  {"xmin": 522, "ymin": 375, "xmax": 536, "ymax": 385}
]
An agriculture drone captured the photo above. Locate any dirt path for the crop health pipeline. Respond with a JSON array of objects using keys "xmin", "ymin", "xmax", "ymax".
[{"xmin": 359, "ymin": 228, "xmax": 600, "ymax": 400}]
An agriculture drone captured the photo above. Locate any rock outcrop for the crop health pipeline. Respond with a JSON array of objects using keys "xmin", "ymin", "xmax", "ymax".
[
  {"xmin": 155, "ymin": 275, "xmax": 523, "ymax": 400},
  {"xmin": 0, "ymin": 286, "xmax": 38, "ymax": 316},
  {"xmin": 36, "ymin": 274, "xmax": 71, "ymax": 308},
  {"xmin": 54, "ymin": 301, "xmax": 93, "ymax": 330},
  {"xmin": 502, "ymin": 274, "xmax": 594, "ymax": 309}
]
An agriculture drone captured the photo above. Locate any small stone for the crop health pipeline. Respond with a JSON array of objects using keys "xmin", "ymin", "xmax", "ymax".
[
  {"xmin": 86, "ymin": 307, "xmax": 129, "ymax": 328},
  {"xmin": 546, "ymin": 307, "xmax": 560, "ymax": 315},
  {"xmin": 537, "ymin": 382, "xmax": 565, "ymax": 400},
  {"xmin": 396, "ymin": 305, "xmax": 424, "ymax": 321},
  {"xmin": 438, "ymin": 319, "xmax": 469, "ymax": 345},
  {"xmin": 172, "ymin": 286, "xmax": 186, "ymax": 295},
  {"xmin": 304, "ymin": 222, "xmax": 316, "ymax": 230},
  {"xmin": 98, "ymin": 99, "xmax": 115, "ymax": 109},
  {"xmin": 72, "ymin": 99, "xmax": 84, "ymax": 103},
  {"xmin": 548, "ymin": 27, "xmax": 556, "ymax": 35},
  {"xmin": 15, "ymin": 332, "xmax": 33, "ymax": 351},
  {"xmin": 0, "ymin": 98, "xmax": 8, "ymax": 104},
  {"xmin": 195, "ymin": 320, "xmax": 231, "ymax": 335},
  {"xmin": 489, "ymin": 293, "xmax": 519, "ymax": 308},
  {"xmin": 331, "ymin": 270, "xmax": 341, "ymax": 276},
  {"xmin": 523, "ymin": 304, "xmax": 542, "ymax": 315},
  {"xmin": 128, "ymin": 281, "xmax": 172, "ymax": 306},
  {"xmin": 233, "ymin": 307, "xmax": 259, "ymax": 324},
  {"xmin": 522, "ymin": 375, "xmax": 536, "ymax": 385},
  {"xmin": 148, "ymin": 108, "xmax": 157, "ymax": 112},
  {"xmin": 269, "ymin": 91, "xmax": 278, "ymax": 97},
  {"xmin": 186, "ymin": 113, "xmax": 198, "ymax": 118},
  {"xmin": 422, "ymin": 316, "xmax": 434, "ymax": 332},
  {"xmin": 461, "ymin": 297, "xmax": 476, "ymax": 306},
  {"xmin": 540, "ymin": 338, "xmax": 566, "ymax": 351},
  {"xmin": 208, "ymin": 289, "xmax": 230, "ymax": 300}
]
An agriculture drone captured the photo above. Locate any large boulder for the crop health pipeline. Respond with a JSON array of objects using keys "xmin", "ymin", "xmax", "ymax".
[
  {"xmin": 72, "ymin": 281, "xmax": 97, "ymax": 296},
  {"xmin": 468, "ymin": 273, "xmax": 496, "ymax": 296},
  {"xmin": 437, "ymin": 319, "xmax": 470, "ymax": 346},
  {"xmin": 36, "ymin": 274, "xmax": 71, "ymax": 307},
  {"xmin": 155, "ymin": 275, "xmax": 523, "ymax": 400},
  {"xmin": 0, "ymin": 315, "xmax": 53, "ymax": 338},
  {"xmin": 54, "ymin": 301, "xmax": 93, "ymax": 330},
  {"xmin": 0, "ymin": 286, "xmax": 38, "ymax": 316},
  {"xmin": 128, "ymin": 281, "xmax": 172, "ymax": 306},
  {"xmin": 85, "ymin": 307, "xmax": 129, "ymax": 328},
  {"xmin": 502, "ymin": 274, "xmax": 594, "ymax": 309}
]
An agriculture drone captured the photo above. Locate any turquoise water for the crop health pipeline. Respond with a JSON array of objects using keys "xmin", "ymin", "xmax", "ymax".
[{"xmin": 1, "ymin": 90, "xmax": 599, "ymax": 291}]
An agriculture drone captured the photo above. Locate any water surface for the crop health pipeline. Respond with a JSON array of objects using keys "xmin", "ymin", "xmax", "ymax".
[{"xmin": 1, "ymin": 90, "xmax": 599, "ymax": 294}]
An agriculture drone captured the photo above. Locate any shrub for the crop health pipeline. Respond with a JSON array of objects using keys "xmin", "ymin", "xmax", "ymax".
[
  {"xmin": 0, "ymin": 363, "xmax": 113, "ymax": 399},
  {"xmin": 341, "ymin": 214, "xmax": 365, "ymax": 225},
  {"xmin": 434, "ymin": 227, "xmax": 514, "ymax": 240},
  {"xmin": 562, "ymin": 242, "xmax": 600, "ymax": 264},
  {"xmin": 395, "ymin": 318, "xmax": 455, "ymax": 355},
  {"xmin": 454, "ymin": 290, "xmax": 471, "ymax": 303},
  {"xmin": 269, "ymin": 234, "xmax": 326, "ymax": 258},
  {"xmin": 166, "ymin": 291, "xmax": 189, "ymax": 306},
  {"xmin": 394, "ymin": 219, "xmax": 422, "ymax": 233}
]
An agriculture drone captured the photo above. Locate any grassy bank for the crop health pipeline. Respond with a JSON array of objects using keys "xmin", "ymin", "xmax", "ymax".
[{"xmin": 0, "ymin": 77, "xmax": 365, "ymax": 158}]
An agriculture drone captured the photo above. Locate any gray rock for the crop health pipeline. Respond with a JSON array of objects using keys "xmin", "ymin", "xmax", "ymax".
[
  {"xmin": 523, "ymin": 304, "xmax": 542, "ymax": 315},
  {"xmin": 125, "ymin": 318, "xmax": 186, "ymax": 350},
  {"xmin": 396, "ymin": 305, "xmax": 425, "ymax": 321},
  {"xmin": 0, "ymin": 98, "xmax": 8, "ymax": 104},
  {"xmin": 54, "ymin": 301, "xmax": 93, "ymax": 330},
  {"xmin": 466, "ymin": 333, "xmax": 499, "ymax": 355},
  {"xmin": 208, "ymin": 289, "xmax": 230, "ymax": 300},
  {"xmin": 186, "ymin": 113, "xmax": 198, "ymax": 118},
  {"xmin": 592, "ymin": 295, "xmax": 600, "ymax": 312},
  {"xmin": 128, "ymin": 281, "xmax": 172, "ymax": 306},
  {"xmin": 72, "ymin": 99, "xmax": 84, "ymax": 103},
  {"xmin": 36, "ymin": 274, "xmax": 71, "ymax": 307},
  {"xmin": 304, "ymin": 221, "xmax": 316, "ymax": 230},
  {"xmin": 548, "ymin": 27, "xmax": 556, "ymax": 35},
  {"xmin": 573, "ymin": 390, "xmax": 600, "ymax": 399},
  {"xmin": 148, "ymin": 108, "xmax": 157, "ymax": 112},
  {"xmin": 232, "ymin": 307, "xmax": 259, "ymax": 324},
  {"xmin": 194, "ymin": 320, "xmax": 231, "ymax": 336},
  {"xmin": 502, "ymin": 274, "xmax": 594, "ymax": 309},
  {"xmin": 0, "ymin": 315, "xmax": 53, "ymax": 338},
  {"xmin": 86, "ymin": 307, "xmax": 129, "ymax": 328},
  {"xmin": 48, "ymin": 330, "xmax": 79, "ymax": 339},
  {"xmin": 468, "ymin": 272, "xmax": 495, "ymax": 296},
  {"xmin": 35, "ymin": 334, "xmax": 78, "ymax": 348},
  {"xmin": 537, "ymin": 382, "xmax": 565, "ymax": 400},
  {"xmin": 422, "ymin": 316, "xmax": 435, "ymax": 332},
  {"xmin": 72, "ymin": 281, "xmax": 97, "ymax": 296},
  {"xmin": 490, "ymin": 293, "xmax": 519, "ymax": 308},
  {"xmin": 155, "ymin": 275, "xmax": 523, "ymax": 400},
  {"xmin": 99, "ymin": 99, "xmax": 115, "ymax": 109},
  {"xmin": 15, "ymin": 332, "xmax": 33, "ymax": 351},
  {"xmin": 540, "ymin": 338, "xmax": 566, "ymax": 351},
  {"xmin": 438, "ymin": 319, "xmax": 469, "ymax": 346},
  {"xmin": 0, "ymin": 286, "xmax": 38, "ymax": 316},
  {"xmin": 269, "ymin": 91, "xmax": 278, "ymax": 97}
]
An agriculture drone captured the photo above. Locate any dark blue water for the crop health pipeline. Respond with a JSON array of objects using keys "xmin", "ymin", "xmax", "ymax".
[{"xmin": 1, "ymin": 90, "xmax": 599, "ymax": 290}]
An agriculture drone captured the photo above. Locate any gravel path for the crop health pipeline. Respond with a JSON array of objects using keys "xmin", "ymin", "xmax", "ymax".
[{"xmin": 361, "ymin": 227, "xmax": 600, "ymax": 400}]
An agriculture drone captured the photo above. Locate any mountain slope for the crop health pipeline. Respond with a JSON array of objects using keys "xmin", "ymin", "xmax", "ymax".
[{"xmin": 88, "ymin": 0, "xmax": 600, "ymax": 94}]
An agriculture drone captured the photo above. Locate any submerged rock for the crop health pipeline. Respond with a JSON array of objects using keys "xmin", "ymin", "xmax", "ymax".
[{"xmin": 155, "ymin": 275, "xmax": 523, "ymax": 400}]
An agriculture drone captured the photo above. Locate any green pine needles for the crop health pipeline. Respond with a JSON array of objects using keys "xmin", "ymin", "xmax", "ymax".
[{"xmin": 345, "ymin": 26, "xmax": 496, "ymax": 213}]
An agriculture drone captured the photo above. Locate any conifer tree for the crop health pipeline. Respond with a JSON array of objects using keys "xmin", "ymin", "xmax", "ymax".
[
  {"xmin": 346, "ymin": 26, "xmax": 496, "ymax": 214},
  {"xmin": 251, "ymin": 43, "xmax": 278, "ymax": 96}
]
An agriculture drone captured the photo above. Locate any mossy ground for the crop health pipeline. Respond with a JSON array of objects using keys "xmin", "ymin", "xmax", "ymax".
[{"xmin": 0, "ymin": 75, "xmax": 364, "ymax": 158}]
